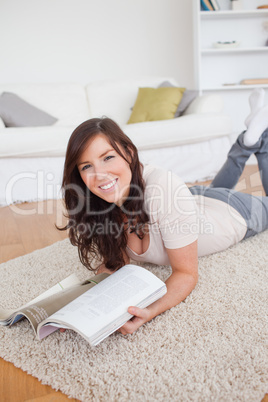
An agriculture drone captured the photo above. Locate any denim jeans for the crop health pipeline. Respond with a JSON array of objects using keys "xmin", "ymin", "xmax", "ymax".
[{"xmin": 189, "ymin": 128, "xmax": 268, "ymax": 239}]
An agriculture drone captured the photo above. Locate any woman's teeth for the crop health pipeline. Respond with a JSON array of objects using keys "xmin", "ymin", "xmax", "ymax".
[{"xmin": 100, "ymin": 179, "xmax": 117, "ymax": 190}]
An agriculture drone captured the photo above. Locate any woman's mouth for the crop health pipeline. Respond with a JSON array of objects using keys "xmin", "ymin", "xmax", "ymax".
[{"xmin": 99, "ymin": 178, "xmax": 118, "ymax": 191}]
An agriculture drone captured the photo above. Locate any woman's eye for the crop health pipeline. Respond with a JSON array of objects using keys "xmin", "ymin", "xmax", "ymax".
[
  {"xmin": 105, "ymin": 155, "xmax": 114, "ymax": 162},
  {"xmin": 81, "ymin": 164, "xmax": 91, "ymax": 171}
]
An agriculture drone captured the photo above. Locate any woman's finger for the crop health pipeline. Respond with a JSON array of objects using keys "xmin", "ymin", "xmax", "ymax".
[{"xmin": 128, "ymin": 306, "xmax": 148, "ymax": 319}]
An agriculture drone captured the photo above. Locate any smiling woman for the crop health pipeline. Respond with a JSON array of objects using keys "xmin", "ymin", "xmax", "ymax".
[
  {"xmin": 59, "ymin": 117, "xmax": 150, "ymax": 273},
  {"xmin": 59, "ymin": 99, "xmax": 268, "ymax": 336},
  {"xmin": 78, "ymin": 134, "xmax": 132, "ymax": 206}
]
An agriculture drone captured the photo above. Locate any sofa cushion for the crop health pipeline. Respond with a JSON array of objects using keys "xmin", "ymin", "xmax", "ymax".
[
  {"xmin": 0, "ymin": 126, "xmax": 73, "ymax": 158},
  {"xmin": 158, "ymin": 81, "xmax": 198, "ymax": 117},
  {"xmin": 127, "ymin": 87, "xmax": 185, "ymax": 124},
  {"xmin": 176, "ymin": 90, "xmax": 199, "ymax": 117},
  {"xmin": 184, "ymin": 94, "xmax": 224, "ymax": 115},
  {"xmin": 0, "ymin": 117, "xmax": 5, "ymax": 129},
  {"xmin": 85, "ymin": 77, "xmax": 180, "ymax": 126},
  {"xmin": 0, "ymin": 84, "xmax": 90, "ymax": 127},
  {"xmin": 0, "ymin": 92, "xmax": 58, "ymax": 127},
  {"xmin": 0, "ymin": 113, "xmax": 232, "ymax": 158},
  {"xmin": 123, "ymin": 113, "xmax": 232, "ymax": 150}
]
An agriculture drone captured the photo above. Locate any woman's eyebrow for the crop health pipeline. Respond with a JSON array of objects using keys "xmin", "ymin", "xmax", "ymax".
[
  {"xmin": 99, "ymin": 148, "xmax": 114, "ymax": 158},
  {"xmin": 78, "ymin": 149, "xmax": 114, "ymax": 166}
]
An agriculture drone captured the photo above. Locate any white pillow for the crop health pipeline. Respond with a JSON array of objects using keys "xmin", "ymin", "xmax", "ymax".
[
  {"xmin": 0, "ymin": 117, "xmax": 5, "ymax": 128},
  {"xmin": 184, "ymin": 95, "xmax": 224, "ymax": 115}
]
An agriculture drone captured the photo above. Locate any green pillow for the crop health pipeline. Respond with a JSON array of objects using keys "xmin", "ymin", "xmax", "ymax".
[{"xmin": 127, "ymin": 87, "xmax": 185, "ymax": 124}]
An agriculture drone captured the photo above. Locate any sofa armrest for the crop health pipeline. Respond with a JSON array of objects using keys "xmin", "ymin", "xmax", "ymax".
[{"xmin": 183, "ymin": 94, "xmax": 224, "ymax": 115}]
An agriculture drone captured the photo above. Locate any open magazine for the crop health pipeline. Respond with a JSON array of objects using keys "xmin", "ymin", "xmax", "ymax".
[{"xmin": 0, "ymin": 265, "xmax": 167, "ymax": 346}]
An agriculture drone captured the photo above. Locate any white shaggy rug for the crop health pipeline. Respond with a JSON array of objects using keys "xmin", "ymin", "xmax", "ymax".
[{"xmin": 0, "ymin": 232, "xmax": 267, "ymax": 401}]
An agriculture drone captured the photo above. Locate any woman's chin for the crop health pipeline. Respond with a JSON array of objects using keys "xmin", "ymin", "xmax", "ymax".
[{"xmin": 97, "ymin": 193, "xmax": 121, "ymax": 206}]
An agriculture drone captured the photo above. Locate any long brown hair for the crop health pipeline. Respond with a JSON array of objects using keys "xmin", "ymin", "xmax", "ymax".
[{"xmin": 59, "ymin": 117, "xmax": 149, "ymax": 271}]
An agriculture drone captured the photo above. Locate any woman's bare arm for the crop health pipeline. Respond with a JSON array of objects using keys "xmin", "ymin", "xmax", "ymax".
[{"xmin": 119, "ymin": 240, "xmax": 198, "ymax": 335}]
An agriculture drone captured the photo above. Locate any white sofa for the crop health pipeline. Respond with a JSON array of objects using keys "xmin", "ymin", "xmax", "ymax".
[{"xmin": 0, "ymin": 77, "xmax": 233, "ymax": 206}]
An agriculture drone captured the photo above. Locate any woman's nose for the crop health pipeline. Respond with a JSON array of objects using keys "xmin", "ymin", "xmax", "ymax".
[{"xmin": 94, "ymin": 165, "xmax": 109, "ymax": 180}]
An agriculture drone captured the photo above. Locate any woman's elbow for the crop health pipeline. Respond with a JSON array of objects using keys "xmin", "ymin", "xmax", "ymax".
[{"xmin": 190, "ymin": 271, "xmax": 199, "ymax": 288}]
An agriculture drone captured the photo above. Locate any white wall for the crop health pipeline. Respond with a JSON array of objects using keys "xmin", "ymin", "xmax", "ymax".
[{"xmin": 0, "ymin": 0, "xmax": 195, "ymax": 87}]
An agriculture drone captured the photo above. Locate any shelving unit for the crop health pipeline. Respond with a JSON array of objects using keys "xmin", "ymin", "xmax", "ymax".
[
  {"xmin": 201, "ymin": 47, "xmax": 268, "ymax": 54},
  {"xmin": 200, "ymin": 9, "xmax": 268, "ymax": 18},
  {"xmin": 201, "ymin": 84, "xmax": 268, "ymax": 91},
  {"xmin": 195, "ymin": 4, "xmax": 268, "ymax": 91},
  {"xmin": 193, "ymin": 0, "xmax": 268, "ymax": 132}
]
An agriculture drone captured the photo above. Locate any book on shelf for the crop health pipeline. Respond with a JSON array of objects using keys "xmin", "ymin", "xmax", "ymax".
[
  {"xmin": 200, "ymin": 0, "xmax": 214, "ymax": 11},
  {"xmin": 240, "ymin": 78, "xmax": 268, "ymax": 85},
  {"xmin": 209, "ymin": 0, "xmax": 220, "ymax": 11},
  {"xmin": 0, "ymin": 265, "xmax": 167, "ymax": 346}
]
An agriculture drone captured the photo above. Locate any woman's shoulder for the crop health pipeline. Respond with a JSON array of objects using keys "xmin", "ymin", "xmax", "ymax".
[
  {"xmin": 143, "ymin": 164, "xmax": 186, "ymax": 188},
  {"xmin": 142, "ymin": 164, "xmax": 196, "ymax": 215}
]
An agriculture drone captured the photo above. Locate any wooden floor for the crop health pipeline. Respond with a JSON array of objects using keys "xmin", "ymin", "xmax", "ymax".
[{"xmin": 0, "ymin": 165, "xmax": 267, "ymax": 402}]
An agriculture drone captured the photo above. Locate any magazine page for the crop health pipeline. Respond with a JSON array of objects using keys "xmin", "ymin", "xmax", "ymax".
[
  {"xmin": 0, "ymin": 272, "xmax": 109, "ymax": 336},
  {"xmin": 85, "ymin": 286, "xmax": 167, "ymax": 346},
  {"xmin": 37, "ymin": 265, "xmax": 167, "ymax": 345},
  {"xmin": 0, "ymin": 273, "xmax": 81, "ymax": 324}
]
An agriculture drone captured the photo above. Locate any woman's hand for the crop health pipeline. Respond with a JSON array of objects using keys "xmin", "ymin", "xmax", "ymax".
[
  {"xmin": 118, "ymin": 306, "xmax": 151, "ymax": 335},
  {"xmin": 119, "ymin": 240, "xmax": 199, "ymax": 336},
  {"xmin": 62, "ymin": 242, "xmax": 199, "ymax": 337},
  {"xmin": 60, "ymin": 307, "xmax": 149, "ymax": 335}
]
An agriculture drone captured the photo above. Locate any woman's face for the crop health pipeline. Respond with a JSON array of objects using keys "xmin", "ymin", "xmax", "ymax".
[{"xmin": 77, "ymin": 134, "xmax": 132, "ymax": 206}]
